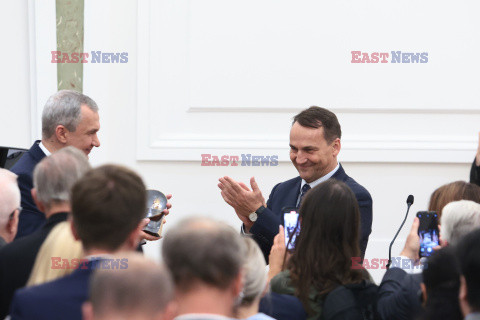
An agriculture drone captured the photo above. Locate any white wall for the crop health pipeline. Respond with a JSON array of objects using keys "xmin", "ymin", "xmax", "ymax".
[
  {"xmin": 0, "ymin": 0, "xmax": 31, "ymax": 148},
  {"xmin": 0, "ymin": 0, "xmax": 477, "ymax": 284}
]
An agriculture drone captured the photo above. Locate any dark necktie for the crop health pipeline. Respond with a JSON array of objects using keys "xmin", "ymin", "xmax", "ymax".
[{"xmin": 298, "ymin": 183, "xmax": 311, "ymax": 207}]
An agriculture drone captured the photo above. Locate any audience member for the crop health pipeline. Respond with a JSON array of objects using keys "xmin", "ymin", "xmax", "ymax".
[
  {"xmin": 377, "ymin": 199, "xmax": 480, "ymax": 320},
  {"xmin": 419, "ymin": 247, "xmax": 462, "ymax": 320},
  {"xmin": 9, "ymin": 164, "xmax": 147, "ymax": 320},
  {"xmin": 457, "ymin": 229, "xmax": 480, "ymax": 319},
  {"xmin": 0, "ymin": 169, "xmax": 20, "ymax": 247},
  {"xmin": 267, "ymin": 179, "xmax": 371, "ymax": 320},
  {"xmin": 26, "ymin": 221, "xmax": 83, "ymax": 286},
  {"xmin": 0, "ymin": 146, "xmax": 90, "ymax": 319},
  {"xmin": 218, "ymin": 106, "xmax": 372, "ymax": 260},
  {"xmin": 82, "ymin": 252, "xmax": 176, "ymax": 320},
  {"xmin": 236, "ymin": 238, "xmax": 275, "ymax": 320},
  {"xmin": 10, "ymin": 90, "xmax": 100, "ymax": 239},
  {"xmin": 470, "ymin": 132, "xmax": 480, "ymax": 187},
  {"xmin": 428, "ymin": 181, "xmax": 480, "ymax": 219},
  {"xmin": 162, "ymin": 217, "xmax": 246, "ymax": 320}
]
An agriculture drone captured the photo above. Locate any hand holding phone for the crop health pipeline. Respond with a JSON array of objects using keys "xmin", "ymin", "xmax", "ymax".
[
  {"xmin": 416, "ymin": 211, "xmax": 439, "ymax": 257},
  {"xmin": 283, "ymin": 207, "xmax": 300, "ymax": 251}
]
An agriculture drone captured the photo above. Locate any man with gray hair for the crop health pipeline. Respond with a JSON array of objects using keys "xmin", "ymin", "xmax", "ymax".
[
  {"xmin": 162, "ymin": 217, "xmax": 246, "ymax": 320},
  {"xmin": 0, "ymin": 169, "xmax": 20, "ymax": 248},
  {"xmin": 10, "ymin": 90, "xmax": 100, "ymax": 239},
  {"xmin": 0, "ymin": 146, "xmax": 91, "ymax": 319},
  {"xmin": 440, "ymin": 200, "xmax": 480, "ymax": 246},
  {"xmin": 82, "ymin": 253, "xmax": 176, "ymax": 320}
]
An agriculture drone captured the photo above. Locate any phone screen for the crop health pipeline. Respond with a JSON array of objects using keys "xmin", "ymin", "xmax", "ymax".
[
  {"xmin": 417, "ymin": 211, "xmax": 439, "ymax": 257},
  {"xmin": 283, "ymin": 208, "xmax": 300, "ymax": 251}
]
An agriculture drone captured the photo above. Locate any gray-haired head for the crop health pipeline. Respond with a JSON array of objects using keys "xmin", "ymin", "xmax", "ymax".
[
  {"xmin": 33, "ymin": 146, "xmax": 91, "ymax": 207},
  {"xmin": 440, "ymin": 200, "xmax": 480, "ymax": 245},
  {"xmin": 240, "ymin": 237, "xmax": 268, "ymax": 306},
  {"xmin": 88, "ymin": 253, "xmax": 174, "ymax": 318},
  {"xmin": 162, "ymin": 216, "xmax": 246, "ymax": 293},
  {"xmin": 0, "ymin": 169, "xmax": 20, "ymax": 224},
  {"xmin": 42, "ymin": 90, "xmax": 98, "ymax": 139}
]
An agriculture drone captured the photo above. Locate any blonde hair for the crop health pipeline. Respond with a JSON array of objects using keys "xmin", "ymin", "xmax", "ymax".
[
  {"xmin": 27, "ymin": 221, "xmax": 83, "ymax": 286},
  {"xmin": 240, "ymin": 237, "xmax": 268, "ymax": 306}
]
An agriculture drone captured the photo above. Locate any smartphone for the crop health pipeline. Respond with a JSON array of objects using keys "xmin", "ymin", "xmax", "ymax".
[
  {"xmin": 416, "ymin": 211, "xmax": 439, "ymax": 257},
  {"xmin": 283, "ymin": 207, "xmax": 300, "ymax": 251}
]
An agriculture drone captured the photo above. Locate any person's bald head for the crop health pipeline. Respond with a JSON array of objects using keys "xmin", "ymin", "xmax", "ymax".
[
  {"xmin": 83, "ymin": 253, "xmax": 175, "ymax": 320},
  {"xmin": 162, "ymin": 216, "xmax": 246, "ymax": 293},
  {"xmin": 0, "ymin": 169, "xmax": 20, "ymax": 243}
]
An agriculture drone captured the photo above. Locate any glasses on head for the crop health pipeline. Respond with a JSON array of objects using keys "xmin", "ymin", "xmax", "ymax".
[{"xmin": 9, "ymin": 207, "xmax": 22, "ymax": 219}]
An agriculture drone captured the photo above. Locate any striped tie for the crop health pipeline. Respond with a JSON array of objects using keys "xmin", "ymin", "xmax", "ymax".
[{"xmin": 298, "ymin": 184, "xmax": 311, "ymax": 207}]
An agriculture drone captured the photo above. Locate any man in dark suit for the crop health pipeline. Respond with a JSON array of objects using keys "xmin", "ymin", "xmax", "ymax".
[
  {"xmin": 10, "ymin": 90, "xmax": 101, "ymax": 239},
  {"xmin": 9, "ymin": 164, "xmax": 148, "ymax": 320},
  {"xmin": 219, "ymin": 106, "xmax": 372, "ymax": 259},
  {"xmin": 0, "ymin": 146, "xmax": 90, "ymax": 319}
]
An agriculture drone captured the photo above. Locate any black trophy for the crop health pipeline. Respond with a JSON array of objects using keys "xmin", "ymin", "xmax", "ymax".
[{"xmin": 144, "ymin": 190, "xmax": 167, "ymax": 237}]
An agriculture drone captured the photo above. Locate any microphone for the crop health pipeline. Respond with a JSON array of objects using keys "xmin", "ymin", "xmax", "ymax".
[{"xmin": 386, "ymin": 195, "xmax": 414, "ymax": 269}]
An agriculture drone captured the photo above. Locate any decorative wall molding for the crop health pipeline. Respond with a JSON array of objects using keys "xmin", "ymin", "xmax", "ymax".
[{"xmin": 136, "ymin": 0, "xmax": 479, "ymax": 163}]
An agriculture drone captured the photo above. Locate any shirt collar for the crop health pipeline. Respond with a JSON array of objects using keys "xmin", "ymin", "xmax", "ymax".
[
  {"xmin": 39, "ymin": 141, "xmax": 52, "ymax": 156},
  {"xmin": 300, "ymin": 162, "xmax": 340, "ymax": 190}
]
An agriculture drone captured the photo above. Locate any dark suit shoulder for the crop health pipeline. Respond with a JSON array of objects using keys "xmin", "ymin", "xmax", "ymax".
[
  {"xmin": 10, "ymin": 141, "xmax": 45, "ymax": 175},
  {"xmin": 0, "ymin": 230, "xmax": 47, "ymax": 260},
  {"xmin": 9, "ymin": 152, "xmax": 37, "ymax": 176},
  {"xmin": 343, "ymin": 176, "xmax": 372, "ymax": 200}
]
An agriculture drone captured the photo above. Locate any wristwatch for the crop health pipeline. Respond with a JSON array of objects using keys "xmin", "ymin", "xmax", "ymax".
[{"xmin": 248, "ymin": 205, "xmax": 266, "ymax": 222}]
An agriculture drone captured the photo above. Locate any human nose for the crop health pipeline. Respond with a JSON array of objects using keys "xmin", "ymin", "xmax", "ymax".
[
  {"xmin": 296, "ymin": 151, "xmax": 308, "ymax": 164},
  {"xmin": 92, "ymin": 134, "xmax": 100, "ymax": 147}
]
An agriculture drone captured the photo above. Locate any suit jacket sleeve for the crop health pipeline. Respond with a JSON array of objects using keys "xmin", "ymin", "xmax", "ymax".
[
  {"xmin": 250, "ymin": 183, "xmax": 282, "ymax": 261},
  {"xmin": 377, "ymin": 268, "xmax": 422, "ymax": 320},
  {"xmin": 356, "ymin": 188, "xmax": 372, "ymax": 258},
  {"xmin": 470, "ymin": 157, "xmax": 480, "ymax": 187}
]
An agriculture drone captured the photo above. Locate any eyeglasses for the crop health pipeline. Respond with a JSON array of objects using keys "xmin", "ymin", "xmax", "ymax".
[{"xmin": 9, "ymin": 207, "xmax": 22, "ymax": 219}]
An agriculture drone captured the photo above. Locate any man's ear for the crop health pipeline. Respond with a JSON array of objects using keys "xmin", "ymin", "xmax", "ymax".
[
  {"xmin": 125, "ymin": 221, "xmax": 145, "ymax": 250},
  {"xmin": 6, "ymin": 209, "xmax": 20, "ymax": 241},
  {"xmin": 232, "ymin": 269, "xmax": 245, "ymax": 298},
  {"xmin": 331, "ymin": 138, "xmax": 341, "ymax": 157},
  {"xmin": 70, "ymin": 220, "xmax": 80, "ymax": 241},
  {"xmin": 159, "ymin": 300, "xmax": 178, "ymax": 320},
  {"xmin": 420, "ymin": 283, "xmax": 427, "ymax": 306},
  {"xmin": 82, "ymin": 301, "xmax": 94, "ymax": 320},
  {"xmin": 459, "ymin": 275, "xmax": 471, "ymax": 317},
  {"xmin": 55, "ymin": 125, "xmax": 69, "ymax": 144},
  {"xmin": 31, "ymin": 188, "xmax": 46, "ymax": 213}
]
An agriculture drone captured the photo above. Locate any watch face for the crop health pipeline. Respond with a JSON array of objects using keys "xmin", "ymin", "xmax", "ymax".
[{"xmin": 249, "ymin": 212, "xmax": 258, "ymax": 222}]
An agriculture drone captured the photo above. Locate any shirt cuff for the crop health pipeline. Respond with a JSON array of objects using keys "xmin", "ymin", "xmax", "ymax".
[{"xmin": 241, "ymin": 224, "xmax": 253, "ymax": 237}]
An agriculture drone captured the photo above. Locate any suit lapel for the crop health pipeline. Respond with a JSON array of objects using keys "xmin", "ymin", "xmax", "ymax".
[{"xmin": 283, "ymin": 177, "xmax": 302, "ymax": 209}]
